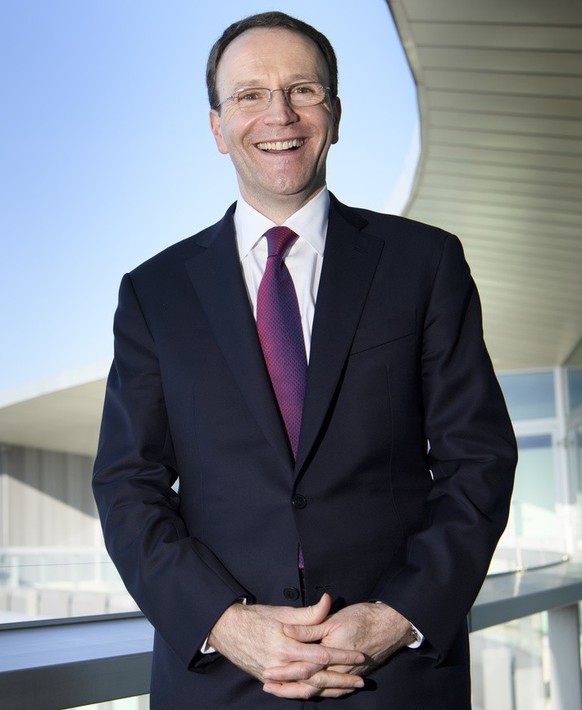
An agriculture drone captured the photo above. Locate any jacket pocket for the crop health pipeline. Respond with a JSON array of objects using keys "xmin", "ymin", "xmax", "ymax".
[{"xmin": 350, "ymin": 309, "xmax": 415, "ymax": 354}]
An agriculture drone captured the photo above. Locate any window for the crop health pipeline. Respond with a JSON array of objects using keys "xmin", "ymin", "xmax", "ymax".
[
  {"xmin": 567, "ymin": 368, "xmax": 582, "ymax": 413},
  {"xmin": 511, "ymin": 435, "xmax": 559, "ymax": 545},
  {"xmin": 497, "ymin": 371, "xmax": 555, "ymax": 421}
]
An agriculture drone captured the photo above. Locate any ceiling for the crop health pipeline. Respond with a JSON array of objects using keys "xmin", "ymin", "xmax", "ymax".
[
  {"xmin": 0, "ymin": 368, "xmax": 107, "ymax": 458},
  {"xmin": 387, "ymin": 0, "xmax": 582, "ymax": 369}
]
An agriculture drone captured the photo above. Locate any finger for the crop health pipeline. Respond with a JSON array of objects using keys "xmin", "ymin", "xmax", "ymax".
[
  {"xmin": 283, "ymin": 621, "xmax": 326, "ymax": 643},
  {"xmin": 281, "ymin": 637, "xmax": 335, "ymax": 666},
  {"xmin": 263, "ymin": 681, "xmax": 317, "ymax": 700},
  {"xmin": 263, "ymin": 661, "xmax": 327, "ymax": 682},
  {"xmin": 325, "ymin": 664, "xmax": 352, "ymax": 674},
  {"xmin": 263, "ymin": 656, "xmax": 365, "ymax": 683},
  {"xmin": 275, "ymin": 593, "xmax": 332, "ymax": 626},
  {"xmin": 265, "ymin": 664, "xmax": 365, "ymax": 686},
  {"xmin": 263, "ymin": 679, "xmax": 361, "ymax": 700},
  {"xmin": 280, "ymin": 638, "xmax": 365, "ymax": 669},
  {"xmin": 319, "ymin": 645, "xmax": 366, "ymax": 667},
  {"xmin": 318, "ymin": 687, "xmax": 362, "ymax": 699},
  {"xmin": 303, "ymin": 592, "xmax": 332, "ymax": 623},
  {"xmin": 305, "ymin": 669, "xmax": 365, "ymax": 691}
]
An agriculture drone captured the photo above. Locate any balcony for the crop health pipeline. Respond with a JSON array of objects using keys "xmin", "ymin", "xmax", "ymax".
[{"xmin": 1, "ymin": 556, "xmax": 581, "ymax": 710}]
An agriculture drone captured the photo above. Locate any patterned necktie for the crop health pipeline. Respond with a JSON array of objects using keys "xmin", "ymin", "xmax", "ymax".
[{"xmin": 256, "ymin": 226, "xmax": 307, "ymax": 459}]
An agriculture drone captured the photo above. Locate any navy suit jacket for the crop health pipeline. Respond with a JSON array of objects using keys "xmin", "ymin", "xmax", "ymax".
[{"xmin": 93, "ymin": 195, "xmax": 516, "ymax": 709}]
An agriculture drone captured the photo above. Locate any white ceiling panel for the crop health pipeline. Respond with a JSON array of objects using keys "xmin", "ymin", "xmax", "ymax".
[{"xmin": 386, "ymin": 0, "xmax": 582, "ymax": 370}]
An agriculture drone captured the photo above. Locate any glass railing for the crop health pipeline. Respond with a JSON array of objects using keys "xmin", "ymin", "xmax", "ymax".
[{"xmin": 0, "ymin": 548, "xmax": 137, "ymax": 624}]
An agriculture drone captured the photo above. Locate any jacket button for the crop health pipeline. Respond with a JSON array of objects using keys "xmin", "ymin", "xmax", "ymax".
[
  {"xmin": 292, "ymin": 494, "xmax": 307, "ymax": 509},
  {"xmin": 283, "ymin": 587, "xmax": 300, "ymax": 601}
]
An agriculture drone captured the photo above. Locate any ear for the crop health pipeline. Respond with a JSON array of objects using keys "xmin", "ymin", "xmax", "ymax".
[
  {"xmin": 331, "ymin": 97, "xmax": 342, "ymax": 145},
  {"xmin": 209, "ymin": 109, "xmax": 229, "ymax": 155}
]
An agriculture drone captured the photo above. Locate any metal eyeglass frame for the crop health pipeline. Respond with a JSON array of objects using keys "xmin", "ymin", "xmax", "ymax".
[{"xmin": 215, "ymin": 81, "xmax": 331, "ymax": 113}]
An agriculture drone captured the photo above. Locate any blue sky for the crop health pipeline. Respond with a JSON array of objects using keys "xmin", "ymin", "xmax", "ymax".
[{"xmin": 0, "ymin": 0, "xmax": 417, "ymax": 392}]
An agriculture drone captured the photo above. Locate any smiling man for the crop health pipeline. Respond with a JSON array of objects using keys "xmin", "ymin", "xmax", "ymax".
[
  {"xmin": 93, "ymin": 11, "xmax": 516, "ymax": 709},
  {"xmin": 208, "ymin": 26, "xmax": 340, "ymax": 222}
]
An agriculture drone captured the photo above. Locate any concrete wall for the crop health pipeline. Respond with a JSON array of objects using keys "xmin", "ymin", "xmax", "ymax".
[{"xmin": 0, "ymin": 443, "xmax": 99, "ymax": 547}]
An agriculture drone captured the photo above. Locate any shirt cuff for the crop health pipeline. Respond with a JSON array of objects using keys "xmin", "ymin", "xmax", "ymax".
[
  {"xmin": 199, "ymin": 637, "xmax": 216, "ymax": 655},
  {"xmin": 407, "ymin": 622, "xmax": 424, "ymax": 649}
]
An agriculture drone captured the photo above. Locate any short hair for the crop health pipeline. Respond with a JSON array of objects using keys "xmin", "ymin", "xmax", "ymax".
[{"xmin": 206, "ymin": 11, "xmax": 338, "ymax": 110}]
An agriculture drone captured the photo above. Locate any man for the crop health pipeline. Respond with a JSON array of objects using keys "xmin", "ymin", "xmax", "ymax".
[{"xmin": 92, "ymin": 11, "xmax": 517, "ymax": 709}]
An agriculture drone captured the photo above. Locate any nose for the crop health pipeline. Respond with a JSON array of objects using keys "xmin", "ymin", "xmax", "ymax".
[{"xmin": 263, "ymin": 89, "xmax": 298, "ymax": 124}]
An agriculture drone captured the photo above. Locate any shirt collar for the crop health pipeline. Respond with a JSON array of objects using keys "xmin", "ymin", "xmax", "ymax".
[{"xmin": 234, "ymin": 188, "xmax": 329, "ymax": 260}]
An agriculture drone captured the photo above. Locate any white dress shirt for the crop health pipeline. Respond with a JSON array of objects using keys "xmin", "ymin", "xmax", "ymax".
[{"xmin": 234, "ymin": 187, "xmax": 329, "ymax": 362}]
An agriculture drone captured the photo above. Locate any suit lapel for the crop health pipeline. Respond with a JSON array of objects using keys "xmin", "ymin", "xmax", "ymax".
[
  {"xmin": 185, "ymin": 207, "xmax": 293, "ymax": 469},
  {"xmin": 295, "ymin": 197, "xmax": 384, "ymax": 473},
  {"xmin": 183, "ymin": 199, "xmax": 383, "ymax": 474}
]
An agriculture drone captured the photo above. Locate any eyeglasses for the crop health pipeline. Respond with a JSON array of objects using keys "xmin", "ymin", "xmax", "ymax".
[{"xmin": 216, "ymin": 81, "xmax": 330, "ymax": 113}]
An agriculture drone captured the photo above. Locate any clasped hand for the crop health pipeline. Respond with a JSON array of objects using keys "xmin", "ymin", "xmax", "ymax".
[{"xmin": 208, "ymin": 593, "xmax": 412, "ymax": 700}]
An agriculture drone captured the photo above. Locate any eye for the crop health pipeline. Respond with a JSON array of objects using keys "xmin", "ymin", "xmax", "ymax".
[
  {"xmin": 236, "ymin": 88, "xmax": 268, "ymax": 103},
  {"xmin": 290, "ymin": 83, "xmax": 316, "ymax": 96}
]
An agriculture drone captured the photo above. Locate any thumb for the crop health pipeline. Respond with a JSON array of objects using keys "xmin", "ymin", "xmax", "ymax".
[
  {"xmin": 303, "ymin": 592, "xmax": 332, "ymax": 624},
  {"xmin": 275, "ymin": 592, "xmax": 332, "ymax": 626}
]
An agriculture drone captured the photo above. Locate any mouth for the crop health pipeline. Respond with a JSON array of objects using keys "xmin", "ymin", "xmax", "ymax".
[{"xmin": 255, "ymin": 138, "xmax": 305, "ymax": 152}]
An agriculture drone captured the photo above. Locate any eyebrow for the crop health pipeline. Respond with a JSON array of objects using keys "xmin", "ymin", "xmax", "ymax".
[{"xmin": 229, "ymin": 75, "xmax": 321, "ymax": 92}]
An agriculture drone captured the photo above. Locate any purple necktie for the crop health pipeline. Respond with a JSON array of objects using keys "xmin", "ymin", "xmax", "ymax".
[{"xmin": 257, "ymin": 226, "xmax": 307, "ymax": 460}]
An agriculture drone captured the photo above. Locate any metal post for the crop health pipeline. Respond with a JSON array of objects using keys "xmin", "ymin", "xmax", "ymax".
[{"xmin": 547, "ymin": 604, "xmax": 582, "ymax": 710}]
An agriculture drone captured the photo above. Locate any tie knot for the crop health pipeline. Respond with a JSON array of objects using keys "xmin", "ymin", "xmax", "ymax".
[{"xmin": 264, "ymin": 226, "xmax": 298, "ymax": 258}]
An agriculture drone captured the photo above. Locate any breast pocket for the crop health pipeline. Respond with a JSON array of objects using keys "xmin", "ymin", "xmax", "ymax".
[{"xmin": 350, "ymin": 309, "xmax": 416, "ymax": 355}]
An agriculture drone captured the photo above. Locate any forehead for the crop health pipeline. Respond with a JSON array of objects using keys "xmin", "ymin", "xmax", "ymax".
[{"xmin": 216, "ymin": 27, "xmax": 328, "ymax": 90}]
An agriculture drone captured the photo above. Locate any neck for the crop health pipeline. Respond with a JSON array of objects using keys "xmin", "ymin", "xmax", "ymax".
[{"xmin": 239, "ymin": 188, "xmax": 324, "ymax": 225}]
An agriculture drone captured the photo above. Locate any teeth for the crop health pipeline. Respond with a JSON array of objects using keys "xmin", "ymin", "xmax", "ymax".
[{"xmin": 257, "ymin": 139, "xmax": 304, "ymax": 151}]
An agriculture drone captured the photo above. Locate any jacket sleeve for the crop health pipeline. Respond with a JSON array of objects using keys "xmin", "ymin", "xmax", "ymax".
[
  {"xmin": 92, "ymin": 273, "xmax": 251, "ymax": 671},
  {"xmin": 373, "ymin": 233, "xmax": 517, "ymax": 661}
]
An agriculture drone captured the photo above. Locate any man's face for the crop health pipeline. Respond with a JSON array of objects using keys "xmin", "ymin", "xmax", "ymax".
[{"xmin": 209, "ymin": 28, "xmax": 341, "ymax": 216}]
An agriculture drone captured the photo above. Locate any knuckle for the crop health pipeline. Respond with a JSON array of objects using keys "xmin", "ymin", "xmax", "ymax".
[
  {"xmin": 297, "ymin": 664, "xmax": 313, "ymax": 680},
  {"xmin": 310, "ymin": 673, "xmax": 326, "ymax": 689},
  {"xmin": 299, "ymin": 684, "xmax": 317, "ymax": 699},
  {"xmin": 278, "ymin": 647, "xmax": 293, "ymax": 663}
]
